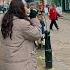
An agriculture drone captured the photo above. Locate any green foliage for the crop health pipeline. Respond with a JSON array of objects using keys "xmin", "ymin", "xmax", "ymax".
[{"xmin": 51, "ymin": 0, "xmax": 61, "ymax": 6}]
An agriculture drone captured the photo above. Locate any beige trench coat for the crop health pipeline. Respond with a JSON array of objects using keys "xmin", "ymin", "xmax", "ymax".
[{"xmin": 0, "ymin": 17, "xmax": 42, "ymax": 70}]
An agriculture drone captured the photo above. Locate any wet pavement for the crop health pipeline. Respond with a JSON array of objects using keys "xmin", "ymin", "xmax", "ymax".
[{"xmin": 37, "ymin": 13, "xmax": 70, "ymax": 70}]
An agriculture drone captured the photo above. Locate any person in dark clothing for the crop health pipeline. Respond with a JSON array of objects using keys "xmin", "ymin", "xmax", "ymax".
[
  {"xmin": 40, "ymin": 20, "xmax": 45, "ymax": 34},
  {"xmin": 29, "ymin": 3, "xmax": 40, "ymax": 26},
  {"xmin": 29, "ymin": 8, "xmax": 38, "ymax": 19}
]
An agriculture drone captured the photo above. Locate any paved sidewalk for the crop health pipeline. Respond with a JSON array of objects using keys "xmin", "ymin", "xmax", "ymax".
[
  {"xmin": 50, "ymin": 15, "xmax": 70, "ymax": 70},
  {"xmin": 37, "ymin": 13, "xmax": 70, "ymax": 70}
]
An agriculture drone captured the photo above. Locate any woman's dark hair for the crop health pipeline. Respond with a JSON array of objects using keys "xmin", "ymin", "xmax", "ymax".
[{"xmin": 1, "ymin": 0, "xmax": 28, "ymax": 39}]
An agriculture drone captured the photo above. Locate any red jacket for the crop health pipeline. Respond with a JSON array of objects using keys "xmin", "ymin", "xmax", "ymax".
[{"xmin": 49, "ymin": 8, "xmax": 59, "ymax": 20}]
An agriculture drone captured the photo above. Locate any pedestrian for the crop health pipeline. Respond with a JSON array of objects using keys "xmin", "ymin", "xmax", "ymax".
[
  {"xmin": 40, "ymin": 19, "xmax": 45, "ymax": 34},
  {"xmin": 49, "ymin": 4, "xmax": 61, "ymax": 30},
  {"xmin": 38, "ymin": 2, "xmax": 44, "ymax": 15},
  {"xmin": 0, "ymin": 0, "xmax": 42, "ymax": 70},
  {"xmin": 29, "ymin": 3, "xmax": 39, "ymax": 26},
  {"xmin": 44, "ymin": 4, "xmax": 50, "ymax": 15},
  {"xmin": 29, "ymin": 3, "xmax": 43, "ymax": 49}
]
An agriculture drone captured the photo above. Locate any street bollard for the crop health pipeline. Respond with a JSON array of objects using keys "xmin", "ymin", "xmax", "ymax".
[{"xmin": 45, "ymin": 30, "xmax": 52, "ymax": 69}]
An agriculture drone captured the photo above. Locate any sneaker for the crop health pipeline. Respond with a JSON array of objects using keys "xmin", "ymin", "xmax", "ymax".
[
  {"xmin": 57, "ymin": 28, "xmax": 59, "ymax": 30},
  {"xmin": 50, "ymin": 29, "xmax": 53, "ymax": 31}
]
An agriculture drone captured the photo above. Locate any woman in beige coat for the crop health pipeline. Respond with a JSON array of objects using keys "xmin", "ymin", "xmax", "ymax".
[{"xmin": 0, "ymin": 0, "xmax": 42, "ymax": 70}]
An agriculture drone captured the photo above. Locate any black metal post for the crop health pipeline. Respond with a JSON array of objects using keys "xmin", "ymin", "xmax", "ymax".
[{"xmin": 45, "ymin": 30, "xmax": 52, "ymax": 69}]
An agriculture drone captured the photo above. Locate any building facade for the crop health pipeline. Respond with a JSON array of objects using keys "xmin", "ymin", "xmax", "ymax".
[
  {"xmin": 63, "ymin": 0, "xmax": 70, "ymax": 11},
  {"xmin": 0, "ymin": 0, "xmax": 70, "ymax": 12},
  {"xmin": 39, "ymin": 0, "xmax": 70, "ymax": 12},
  {"xmin": 52, "ymin": 0, "xmax": 70, "ymax": 12}
]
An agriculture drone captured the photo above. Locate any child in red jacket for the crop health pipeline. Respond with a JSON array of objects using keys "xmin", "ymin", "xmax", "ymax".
[{"xmin": 49, "ymin": 4, "xmax": 61, "ymax": 30}]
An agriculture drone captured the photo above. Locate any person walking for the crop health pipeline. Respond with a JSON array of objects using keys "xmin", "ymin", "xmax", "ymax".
[
  {"xmin": 0, "ymin": 0, "xmax": 42, "ymax": 70},
  {"xmin": 49, "ymin": 4, "xmax": 61, "ymax": 30}
]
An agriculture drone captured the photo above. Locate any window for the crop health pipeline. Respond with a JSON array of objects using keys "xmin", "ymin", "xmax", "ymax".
[{"xmin": 65, "ymin": 0, "xmax": 70, "ymax": 10}]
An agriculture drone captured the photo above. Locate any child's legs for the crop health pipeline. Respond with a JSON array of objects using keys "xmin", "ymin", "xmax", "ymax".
[
  {"xmin": 50, "ymin": 20, "xmax": 54, "ymax": 29},
  {"xmin": 53, "ymin": 20, "xmax": 59, "ymax": 29}
]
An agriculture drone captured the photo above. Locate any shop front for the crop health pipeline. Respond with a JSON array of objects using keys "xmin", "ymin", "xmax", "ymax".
[
  {"xmin": 51, "ymin": 0, "xmax": 70, "ymax": 12},
  {"xmin": 64, "ymin": 0, "xmax": 70, "ymax": 11}
]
